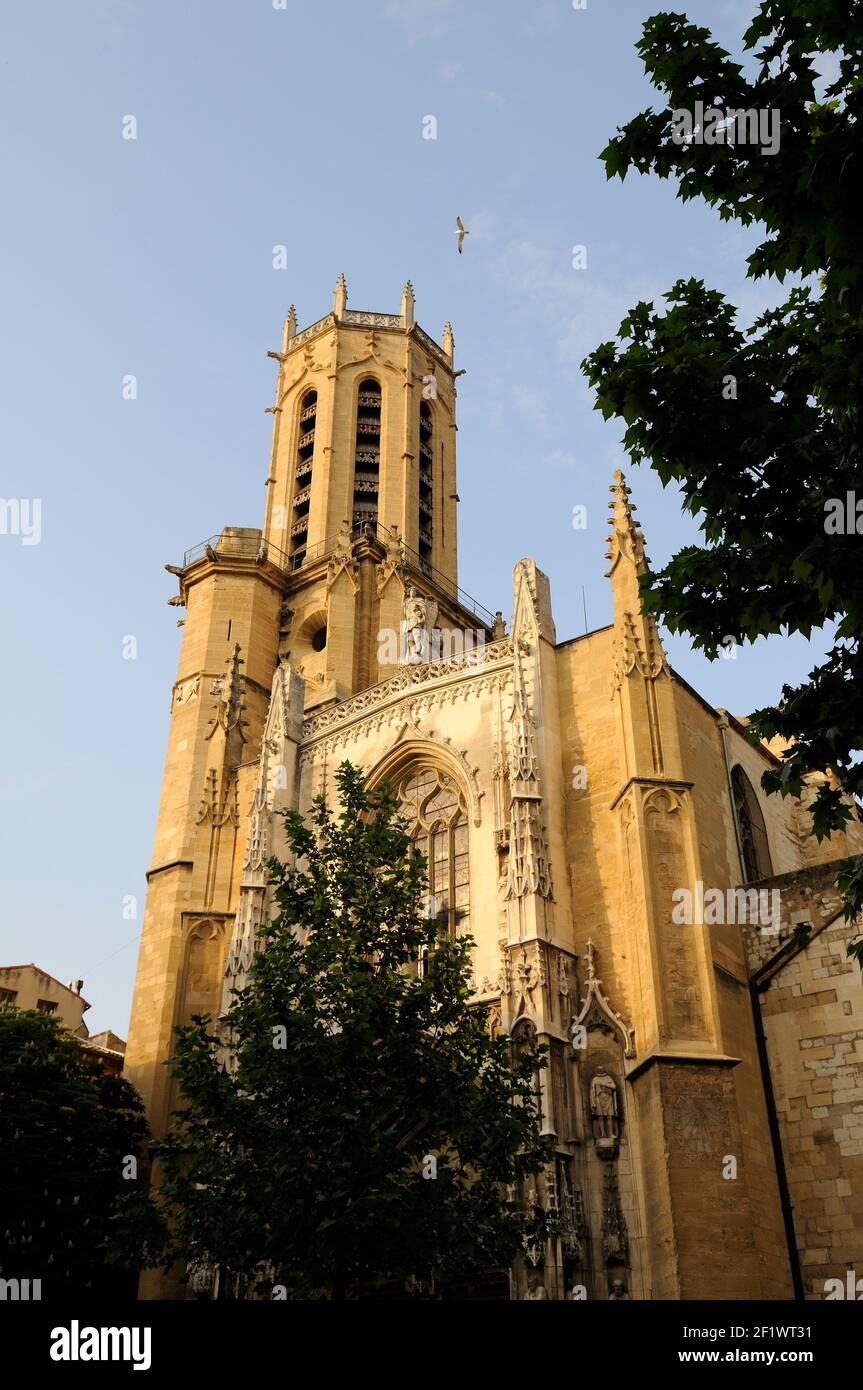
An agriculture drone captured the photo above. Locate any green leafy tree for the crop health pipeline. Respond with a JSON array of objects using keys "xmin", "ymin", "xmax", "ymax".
[
  {"xmin": 581, "ymin": 1, "xmax": 863, "ymax": 957},
  {"xmin": 157, "ymin": 763, "xmax": 551, "ymax": 1299},
  {"xmin": 0, "ymin": 1008, "xmax": 163, "ymax": 1298}
]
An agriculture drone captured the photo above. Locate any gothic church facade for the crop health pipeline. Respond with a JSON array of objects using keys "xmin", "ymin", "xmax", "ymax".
[{"xmin": 125, "ymin": 278, "xmax": 863, "ymax": 1300}]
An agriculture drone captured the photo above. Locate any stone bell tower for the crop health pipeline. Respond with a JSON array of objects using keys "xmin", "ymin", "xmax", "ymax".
[{"xmin": 261, "ymin": 274, "xmax": 480, "ymax": 708}]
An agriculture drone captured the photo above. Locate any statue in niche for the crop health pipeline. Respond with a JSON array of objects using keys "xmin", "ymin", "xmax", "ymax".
[
  {"xmin": 590, "ymin": 1070, "xmax": 620, "ymax": 1157},
  {"xmin": 608, "ymin": 1278, "xmax": 630, "ymax": 1301},
  {"xmin": 402, "ymin": 585, "xmax": 431, "ymax": 664},
  {"xmin": 524, "ymin": 1276, "xmax": 547, "ymax": 1300}
]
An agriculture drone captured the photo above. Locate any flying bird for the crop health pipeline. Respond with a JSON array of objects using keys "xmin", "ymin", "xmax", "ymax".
[{"xmin": 455, "ymin": 216, "xmax": 469, "ymax": 253}]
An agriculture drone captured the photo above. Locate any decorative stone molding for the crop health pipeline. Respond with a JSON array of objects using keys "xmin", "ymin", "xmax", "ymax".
[
  {"xmin": 642, "ymin": 783, "xmax": 686, "ymax": 817},
  {"xmin": 302, "ymin": 639, "xmax": 514, "ymax": 741},
  {"xmin": 326, "ymin": 519, "xmax": 359, "ymax": 593},
  {"xmin": 172, "ymin": 675, "xmax": 200, "ymax": 711},
  {"xmin": 367, "ymin": 715, "xmax": 484, "ymax": 827},
  {"xmin": 289, "ymin": 314, "xmax": 335, "ymax": 351},
  {"xmin": 601, "ymin": 1166, "xmax": 629, "ymax": 1264},
  {"xmin": 196, "ymin": 768, "xmax": 239, "ymax": 828},
  {"xmin": 571, "ymin": 939, "xmax": 635, "ymax": 1058},
  {"xmin": 505, "ymin": 624, "xmax": 552, "ymax": 901},
  {"xmin": 610, "ymin": 609, "xmax": 670, "ymax": 693},
  {"xmin": 344, "ymin": 310, "xmax": 402, "ymax": 330},
  {"xmin": 414, "ymin": 324, "xmax": 451, "ymax": 371},
  {"xmin": 222, "ymin": 661, "xmax": 304, "ymax": 1006},
  {"xmin": 376, "ymin": 525, "xmax": 405, "ymax": 595},
  {"xmin": 299, "ymin": 669, "xmax": 512, "ymax": 765}
]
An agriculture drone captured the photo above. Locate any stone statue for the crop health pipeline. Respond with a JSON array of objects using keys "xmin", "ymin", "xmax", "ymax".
[
  {"xmin": 335, "ymin": 517, "xmax": 352, "ymax": 553},
  {"xmin": 590, "ymin": 1070, "xmax": 620, "ymax": 1155},
  {"xmin": 608, "ymin": 1278, "xmax": 630, "ymax": 1301},
  {"xmin": 403, "ymin": 585, "xmax": 430, "ymax": 664}
]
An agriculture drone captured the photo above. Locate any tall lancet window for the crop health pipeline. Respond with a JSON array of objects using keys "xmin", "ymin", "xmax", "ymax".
[
  {"xmin": 396, "ymin": 766, "xmax": 469, "ymax": 937},
  {"xmin": 731, "ymin": 765, "xmax": 773, "ymax": 882},
  {"xmin": 418, "ymin": 400, "xmax": 433, "ymax": 574},
  {"xmin": 291, "ymin": 389, "xmax": 317, "ymax": 566},
  {"xmin": 353, "ymin": 378, "xmax": 381, "ymax": 530}
]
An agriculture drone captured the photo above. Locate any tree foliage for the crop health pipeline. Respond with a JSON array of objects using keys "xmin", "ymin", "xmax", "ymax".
[
  {"xmin": 157, "ymin": 763, "xmax": 551, "ymax": 1299},
  {"xmin": 0, "ymin": 1007, "xmax": 162, "ymax": 1297},
  {"xmin": 581, "ymin": 2, "xmax": 863, "ymax": 956}
]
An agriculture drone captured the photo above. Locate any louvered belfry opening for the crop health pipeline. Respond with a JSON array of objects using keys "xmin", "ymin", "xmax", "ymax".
[
  {"xmin": 419, "ymin": 399, "xmax": 433, "ymax": 575},
  {"xmin": 353, "ymin": 378, "xmax": 381, "ymax": 530},
  {"xmin": 291, "ymin": 389, "xmax": 317, "ymax": 565}
]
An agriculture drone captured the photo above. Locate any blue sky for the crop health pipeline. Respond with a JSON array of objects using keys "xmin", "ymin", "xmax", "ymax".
[{"xmin": 0, "ymin": 0, "xmax": 825, "ymax": 1032}]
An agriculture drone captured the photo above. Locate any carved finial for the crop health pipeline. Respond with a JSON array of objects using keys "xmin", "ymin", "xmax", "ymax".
[
  {"xmin": 332, "ymin": 273, "xmax": 348, "ymax": 318},
  {"xmin": 442, "ymin": 321, "xmax": 454, "ymax": 360},
  {"xmin": 401, "ymin": 279, "xmax": 415, "ymax": 328},
  {"xmin": 282, "ymin": 305, "xmax": 297, "ymax": 351},
  {"xmin": 605, "ymin": 466, "xmax": 670, "ymax": 700},
  {"xmin": 585, "ymin": 938, "xmax": 597, "ymax": 983},
  {"xmin": 605, "ymin": 467, "xmax": 648, "ymax": 573},
  {"xmin": 223, "ymin": 643, "xmax": 246, "ymax": 730}
]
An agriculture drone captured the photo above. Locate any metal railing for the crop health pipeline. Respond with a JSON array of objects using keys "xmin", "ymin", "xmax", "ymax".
[
  {"xmin": 181, "ymin": 520, "xmax": 496, "ymax": 627},
  {"xmin": 183, "ymin": 533, "xmax": 293, "ymax": 569}
]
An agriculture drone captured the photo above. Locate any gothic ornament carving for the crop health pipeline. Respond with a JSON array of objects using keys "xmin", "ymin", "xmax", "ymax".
[
  {"xmin": 505, "ymin": 637, "xmax": 553, "ymax": 901},
  {"xmin": 277, "ymin": 601, "xmax": 294, "ymax": 660},
  {"xmin": 608, "ymin": 1278, "xmax": 630, "ymax": 1301},
  {"xmin": 373, "ymin": 710, "xmax": 484, "ymax": 827},
  {"xmin": 550, "ymin": 1156, "xmax": 585, "ymax": 1262},
  {"xmin": 601, "ymin": 1166, "xmax": 629, "ymax": 1264},
  {"xmin": 610, "ymin": 609, "xmax": 669, "ymax": 694},
  {"xmin": 571, "ymin": 939, "xmax": 635, "ymax": 1058},
  {"xmin": 642, "ymin": 784, "xmax": 685, "ymax": 817},
  {"xmin": 206, "ymin": 644, "xmax": 247, "ymax": 765},
  {"xmin": 186, "ymin": 1263, "xmax": 215, "ymax": 1299},
  {"xmin": 376, "ymin": 525, "xmax": 405, "ymax": 596},
  {"xmin": 196, "ymin": 767, "xmax": 239, "ymax": 828},
  {"xmin": 326, "ymin": 519, "xmax": 359, "ymax": 593},
  {"xmin": 557, "ymin": 950, "xmax": 571, "ymax": 1002},
  {"xmin": 605, "ymin": 470, "xmax": 670, "ymax": 695},
  {"xmin": 172, "ymin": 675, "xmax": 199, "ymax": 710},
  {"xmin": 497, "ymin": 943, "xmax": 512, "ymax": 997},
  {"xmin": 222, "ymin": 661, "xmax": 304, "ymax": 1006},
  {"xmin": 302, "ymin": 640, "xmax": 513, "ymax": 740}
]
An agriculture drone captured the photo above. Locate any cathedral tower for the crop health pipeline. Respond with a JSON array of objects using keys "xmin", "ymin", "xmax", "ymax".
[{"xmin": 260, "ymin": 275, "xmax": 483, "ymax": 707}]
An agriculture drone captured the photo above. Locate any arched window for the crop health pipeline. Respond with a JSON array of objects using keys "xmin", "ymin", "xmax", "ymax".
[
  {"xmin": 395, "ymin": 765, "xmax": 469, "ymax": 935},
  {"xmin": 291, "ymin": 390, "xmax": 317, "ymax": 565},
  {"xmin": 731, "ymin": 765, "xmax": 773, "ymax": 882},
  {"xmin": 353, "ymin": 378, "xmax": 380, "ymax": 530},
  {"xmin": 418, "ymin": 400, "xmax": 433, "ymax": 574}
]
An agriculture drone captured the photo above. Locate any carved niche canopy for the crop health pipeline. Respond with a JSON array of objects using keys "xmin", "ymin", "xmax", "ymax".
[{"xmin": 571, "ymin": 939, "xmax": 635, "ymax": 1059}]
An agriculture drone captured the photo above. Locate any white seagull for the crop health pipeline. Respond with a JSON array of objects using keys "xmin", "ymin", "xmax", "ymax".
[{"xmin": 455, "ymin": 216, "xmax": 469, "ymax": 253}]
